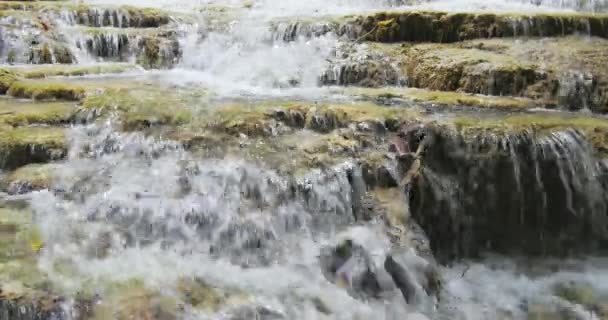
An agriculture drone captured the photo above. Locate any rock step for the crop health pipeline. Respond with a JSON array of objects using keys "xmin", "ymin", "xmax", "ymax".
[
  {"xmin": 4, "ymin": 63, "xmax": 140, "ymax": 78},
  {"xmin": 275, "ymin": 11, "xmax": 608, "ymax": 43},
  {"xmin": 75, "ymin": 28, "xmax": 180, "ymax": 68},
  {"xmin": 323, "ymin": 36, "xmax": 608, "ymax": 113},
  {"xmin": 62, "ymin": 5, "xmax": 171, "ymax": 28},
  {"xmin": 406, "ymin": 121, "xmax": 608, "ymax": 261}
]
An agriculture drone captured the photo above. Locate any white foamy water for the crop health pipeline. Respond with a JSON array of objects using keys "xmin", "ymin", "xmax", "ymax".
[{"xmin": 27, "ymin": 122, "xmax": 417, "ymax": 319}]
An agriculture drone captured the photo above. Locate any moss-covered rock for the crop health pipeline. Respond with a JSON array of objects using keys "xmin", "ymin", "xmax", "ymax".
[
  {"xmin": 408, "ymin": 113, "xmax": 608, "ymax": 262},
  {"xmin": 0, "ymin": 99, "xmax": 76, "ymax": 126},
  {"xmin": 177, "ymin": 278, "xmax": 225, "ymax": 311},
  {"xmin": 341, "ymin": 37, "xmax": 608, "ymax": 112},
  {"xmin": 81, "ymin": 87, "xmax": 193, "ymax": 130},
  {"xmin": 70, "ymin": 5, "xmax": 171, "ymax": 28},
  {"xmin": 340, "ymin": 11, "xmax": 608, "ymax": 43},
  {"xmin": 27, "ymin": 43, "xmax": 74, "ymax": 65},
  {"xmin": 7, "ymin": 63, "xmax": 139, "ymax": 79},
  {"xmin": 1, "ymin": 163, "xmax": 56, "ymax": 194},
  {"xmin": 0, "ymin": 69, "xmax": 18, "ymax": 95},
  {"xmin": 403, "ymin": 44, "xmax": 539, "ymax": 96},
  {"xmin": 208, "ymin": 101, "xmax": 418, "ymax": 137},
  {"xmin": 7, "ymin": 80, "xmax": 85, "ymax": 101},
  {"xmin": 92, "ymin": 279, "xmax": 179, "ymax": 320},
  {"xmin": 343, "ymin": 87, "xmax": 535, "ymax": 109},
  {"xmin": 0, "ymin": 127, "xmax": 66, "ymax": 169}
]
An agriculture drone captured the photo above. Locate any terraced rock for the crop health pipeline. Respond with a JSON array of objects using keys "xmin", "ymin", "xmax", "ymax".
[
  {"xmin": 1, "ymin": 1, "xmax": 608, "ymax": 319},
  {"xmin": 276, "ymin": 11, "xmax": 608, "ymax": 42}
]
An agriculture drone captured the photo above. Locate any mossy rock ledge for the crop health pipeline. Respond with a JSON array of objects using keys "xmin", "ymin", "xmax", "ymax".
[
  {"xmin": 402, "ymin": 115, "xmax": 608, "ymax": 262},
  {"xmin": 339, "ymin": 11, "xmax": 608, "ymax": 43}
]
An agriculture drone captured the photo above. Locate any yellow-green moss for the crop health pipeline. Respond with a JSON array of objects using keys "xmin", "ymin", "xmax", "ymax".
[
  {"xmin": 82, "ymin": 88, "xmax": 193, "ymax": 130},
  {"xmin": 1, "ymin": 163, "xmax": 57, "ymax": 192},
  {"xmin": 7, "ymin": 80, "xmax": 85, "ymax": 101},
  {"xmin": 177, "ymin": 278, "xmax": 224, "ymax": 311},
  {"xmin": 0, "ymin": 206, "xmax": 42, "ymax": 262},
  {"xmin": 9, "ymin": 63, "xmax": 139, "ymax": 79},
  {"xmin": 0, "ymin": 98, "xmax": 76, "ymax": 126},
  {"xmin": 92, "ymin": 279, "xmax": 179, "ymax": 320},
  {"xmin": 347, "ymin": 87, "xmax": 534, "ymax": 109},
  {"xmin": 0, "ymin": 68, "xmax": 18, "ymax": 94},
  {"xmin": 451, "ymin": 113, "xmax": 608, "ymax": 156},
  {"xmin": 209, "ymin": 100, "xmax": 419, "ymax": 136},
  {"xmin": 0, "ymin": 126, "xmax": 66, "ymax": 169}
]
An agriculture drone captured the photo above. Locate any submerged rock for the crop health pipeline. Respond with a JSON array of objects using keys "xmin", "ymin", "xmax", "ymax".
[{"xmin": 320, "ymin": 240, "xmax": 396, "ymax": 300}]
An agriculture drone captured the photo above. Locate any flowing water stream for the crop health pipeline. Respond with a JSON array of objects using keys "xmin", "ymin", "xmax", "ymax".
[{"xmin": 2, "ymin": 0, "xmax": 608, "ymax": 319}]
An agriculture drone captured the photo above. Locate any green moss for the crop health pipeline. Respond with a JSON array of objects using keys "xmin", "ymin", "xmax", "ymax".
[
  {"xmin": 92, "ymin": 279, "xmax": 179, "ymax": 320},
  {"xmin": 0, "ymin": 68, "xmax": 18, "ymax": 94},
  {"xmin": 0, "ymin": 207, "xmax": 41, "ymax": 262},
  {"xmin": 0, "ymin": 126, "xmax": 66, "ymax": 169},
  {"xmin": 210, "ymin": 100, "xmax": 417, "ymax": 136},
  {"xmin": 10, "ymin": 63, "xmax": 139, "ymax": 79},
  {"xmin": 177, "ymin": 278, "xmax": 224, "ymax": 311},
  {"xmin": 451, "ymin": 113, "xmax": 608, "ymax": 156},
  {"xmin": 82, "ymin": 88, "xmax": 193, "ymax": 130},
  {"xmin": 345, "ymin": 11, "xmax": 608, "ymax": 43},
  {"xmin": 348, "ymin": 87, "xmax": 534, "ymax": 109},
  {"xmin": 7, "ymin": 80, "xmax": 85, "ymax": 101},
  {"xmin": 554, "ymin": 282, "xmax": 596, "ymax": 307},
  {"xmin": 0, "ymin": 98, "xmax": 76, "ymax": 126},
  {"xmin": 402, "ymin": 43, "xmax": 538, "ymax": 95},
  {"xmin": 1, "ymin": 163, "xmax": 57, "ymax": 192}
]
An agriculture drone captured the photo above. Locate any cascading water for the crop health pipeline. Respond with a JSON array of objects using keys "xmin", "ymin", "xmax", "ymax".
[{"xmin": 2, "ymin": 0, "xmax": 608, "ymax": 319}]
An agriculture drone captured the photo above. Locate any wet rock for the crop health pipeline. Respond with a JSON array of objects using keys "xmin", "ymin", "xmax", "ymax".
[
  {"xmin": 339, "ymin": 11, "xmax": 608, "ymax": 43},
  {"xmin": 305, "ymin": 109, "xmax": 344, "ymax": 133},
  {"xmin": 347, "ymin": 165, "xmax": 373, "ymax": 221},
  {"xmin": 404, "ymin": 45, "xmax": 540, "ymax": 96},
  {"xmin": 384, "ymin": 249, "xmax": 441, "ymax": 307},
  {"xmin": 271, "ymin": 108, "xmax": 306, "ymax": 128},
  {"xmin": 0, "ymin": 292, "xmax": 67, "ymax": 320},
  {"xmin": 226, "ymin": 305, "xmax": 285, "ymax": 320},
  {"xmin": 360, "ymin": 159, "xmax": 400, "ymax": 189},
  {"xmin": 320, "ymin": 61, "xmax": 402, "ymax": 87},
  {"xmin": 136, "ymin": 36, "xmax": 180, "ymax": 69},
  {"xmin": 69, "ymin": 7, "xmax": 171, "ymax": 28},
  {"xmin": 320, "ymin": 240, "xmax": 395, "ymax": 300},
  {"xmin": 0, "ymin": 128, "xmax": 67, "ymax": 170},
  {"xmin": 557, "ymin": 71, "xmax": 597, "ymax": 111},
  {"xmin": 410, "ymin": 126, "xmax": 608, "ymax": 261}
]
